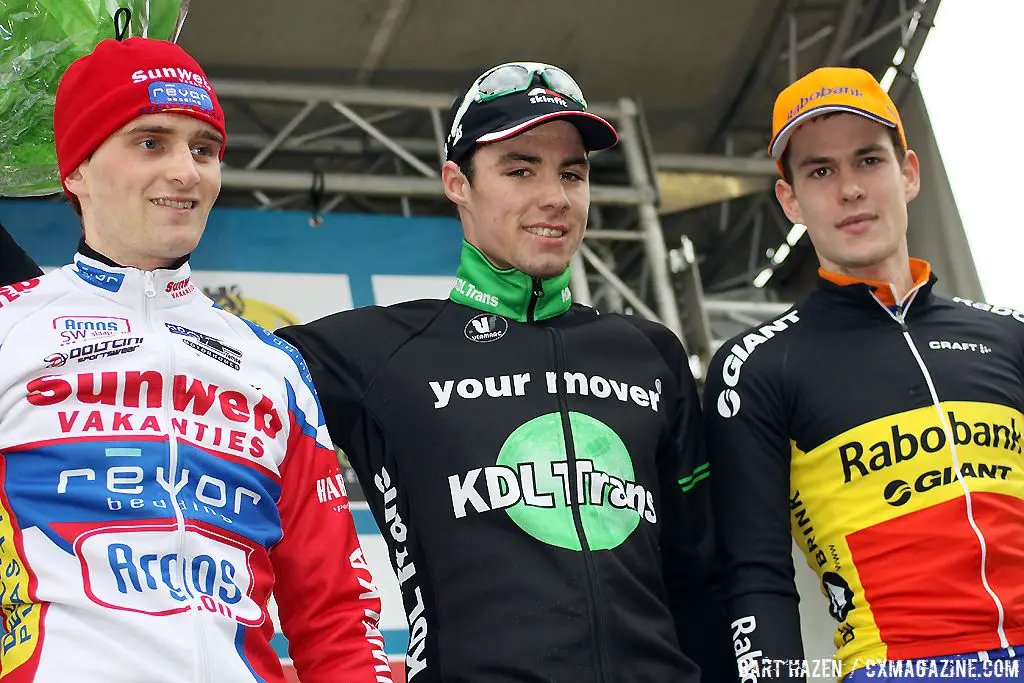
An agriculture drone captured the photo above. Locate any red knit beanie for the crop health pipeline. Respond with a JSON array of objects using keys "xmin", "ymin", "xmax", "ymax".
[{"xmin": 54, "ymin": 37, "xmax": 227, "ymax": 200}]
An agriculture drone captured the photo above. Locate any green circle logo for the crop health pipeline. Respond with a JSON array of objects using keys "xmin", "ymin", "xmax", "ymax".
[{"xmin": 496, "ymin": 411, "xmax": 641, "ymax": 550}]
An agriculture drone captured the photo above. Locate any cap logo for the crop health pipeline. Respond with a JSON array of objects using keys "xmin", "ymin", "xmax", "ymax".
[
  {"xmin": 148, "ymin": 82, "xmax": 214, "ymax": 113},
  {"xmin": 528, "ymin": 87, "xmax": 569, "ymax": 108},
  {"xmin": 131, "ymin": 67, "xmax": 212, "ymax": 90},
  {"xmin": 787, "ymin": 86, "xmax": 864, "ymax": 121}
]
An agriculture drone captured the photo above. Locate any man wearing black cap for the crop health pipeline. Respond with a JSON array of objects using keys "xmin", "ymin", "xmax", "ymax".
[
  {"xmin": 3, "ymin": 62, "xmax": 732, "ymax": 682},
  {"xmin": 277, "ymin": 61, "xmax": 732, "ymax": 683}
]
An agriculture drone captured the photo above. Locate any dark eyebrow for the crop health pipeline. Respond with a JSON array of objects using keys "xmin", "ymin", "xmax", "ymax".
[
  {"xmin": 797, "ymin": 143, "xmax": 889, "ymax": 170},
  {"xmin": 854, "ymin": 143, "xmax": 886, "ymax": 156},
  {"xmin": 196, "ymin": 129, "xmax": 225, "ymax": 145},
  {"xmin": 498, "ymin": 153, "xmax": 589, "ymax": 168},
  {"xmin": 796, "ymin": 155, "xmax": 833, "ymax": 170},
  {"xmin": 123, "ymin": 125, "xmax": 175, "ymax": 137},
  {"xmin": 122, "ymin": 124, "xmax": 224, "ymax": 146},
  {"xmin": 499, "ymin": 152, "xmax": 543, "ymax": 165}
]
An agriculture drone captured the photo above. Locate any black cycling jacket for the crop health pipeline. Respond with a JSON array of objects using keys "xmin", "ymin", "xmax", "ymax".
[
  {"xmin": 0, "ymin": 222, "xmax": 43, "ymax": 285},
  {"xmin": 278, "ymin": 241, "xmax": 733, "ymax": 683},
  {"xmin": 703, "ymin": 261, "xmax": 1024, "ymax": 680}
]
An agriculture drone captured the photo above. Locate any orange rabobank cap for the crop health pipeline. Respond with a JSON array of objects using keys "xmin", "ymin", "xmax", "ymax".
[{"xmin": 768, "ymin": 67, "xmax": 907, "ymax": 175}]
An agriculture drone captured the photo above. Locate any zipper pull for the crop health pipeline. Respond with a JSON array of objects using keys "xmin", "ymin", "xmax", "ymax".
[
  {"xmin": 144, "ymin": 272, "xmax": 156, "ymax": 298},
  {"xmin": 533, "ymin": 278, "xmax": 543, "ymax": 298}
]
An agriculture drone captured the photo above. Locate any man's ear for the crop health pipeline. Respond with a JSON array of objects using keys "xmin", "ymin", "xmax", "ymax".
[
  {"xmin": 902, "ymin": 149, "xmax": 921, "ymax": 204},
  {"xmin": 442, "ymin": 160, "xmax": 470, "ymax": 207},
  {"xmin": 775, "ymin": 178, "xmax": 803, "ymax": 226},
  {"xmin": 63, "ymin": 166, "xmax": 87, "ymax": 202}
]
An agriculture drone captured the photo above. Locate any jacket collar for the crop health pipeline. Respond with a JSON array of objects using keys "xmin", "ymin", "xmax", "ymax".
[
  {"xmin": 64, "ymin": 250, "xmax": 199, "ymax": 309},
  {"xmin": 812, "ymin": 258, "xmax": 936, "ymax": 314},
  {"xmin": 449, "ymin": 240, "xmax": 572, "ymax": 322}
]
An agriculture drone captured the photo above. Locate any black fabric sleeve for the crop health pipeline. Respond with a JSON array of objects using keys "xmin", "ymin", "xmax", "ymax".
[
  {"xmin": 703, "ymin": 343, "xmax": 806, "ymax": 681},
  {"xmin": 632, "ymin": 319, "xmax": 737, "ymax": 682},
  {"xmin": 277, "ymin": 314, "xmax": 374, "ymax": 453},
  {"xmin": 0, "ymin": 221, "xmax": 43, "ymax": 286}
]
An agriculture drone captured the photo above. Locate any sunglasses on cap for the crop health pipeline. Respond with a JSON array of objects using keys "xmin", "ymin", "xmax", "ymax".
[
  {"xmin": 474, "ymin": 62, "xmax": 587, "ymax": 107},
  {"xmin": 448, "ymin": 62, "xmax": 590, "ymax": 145}
]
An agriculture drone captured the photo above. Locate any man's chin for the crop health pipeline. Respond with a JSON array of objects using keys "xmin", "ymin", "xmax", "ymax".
[{"xmin": 517, "ymin": 259, "xmax": 570, "ymax": 280}]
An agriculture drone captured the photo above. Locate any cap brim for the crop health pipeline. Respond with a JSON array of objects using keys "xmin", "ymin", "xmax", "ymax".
[
  {"xmin": 476, "ymin": 110, "xmax": 619, "ymax": 152},
  {"xmin": 769, "ymin": 104, "xmax": 897, "ymax": 159}
]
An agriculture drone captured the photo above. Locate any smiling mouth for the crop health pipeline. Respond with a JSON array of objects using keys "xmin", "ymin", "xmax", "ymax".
[
  {"xmin": 525, "ymin": 226, "xmax": 566, "ymax": 238},
  {"xmin": 151, "ymin": 198, "xmax": 196, "ymax": 210},
  {"xmin": 838, "ymin": 214, "xmax": 876, "ymax": 229}
]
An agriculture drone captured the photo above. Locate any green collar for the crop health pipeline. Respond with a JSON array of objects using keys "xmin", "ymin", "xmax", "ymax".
[{"xmin": 449, "ymin": 241, "xmax": 572, "ymax": 322}]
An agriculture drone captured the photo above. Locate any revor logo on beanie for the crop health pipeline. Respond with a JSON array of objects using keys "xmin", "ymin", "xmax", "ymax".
[{"xmin": 148, "ymin": 82, "xmax": 214, "ymax": 113}]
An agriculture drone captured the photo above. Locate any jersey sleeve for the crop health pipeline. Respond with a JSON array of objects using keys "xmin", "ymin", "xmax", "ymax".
[
  {"xmin": 703, "ymin": 343, "xmax": 805, "ymax": 681},
  {"xmin": 631, "ymin": 319, "xmax": 737, "ymax": 682},
  {"xmin": 268, "ymin": 339, "xmax": 393, "ymax": 683},
  {"xmin": 0, "ymin": 222, "xmax": 43, "ymax": 287}
]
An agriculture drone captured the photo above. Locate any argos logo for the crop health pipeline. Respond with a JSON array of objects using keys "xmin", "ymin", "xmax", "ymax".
[{"xmin": 78, "ymin": 524, "xmax": 262, "ymax": 624}]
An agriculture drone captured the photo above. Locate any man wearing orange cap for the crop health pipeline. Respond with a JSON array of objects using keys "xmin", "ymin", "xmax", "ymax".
[
  {"xmin": 704, "ymin": 67, "xmax": 1024, "ymax": 681},
  {"xmin": 0, "ymin": 38, "xmax": 391, "ymax": 683}
]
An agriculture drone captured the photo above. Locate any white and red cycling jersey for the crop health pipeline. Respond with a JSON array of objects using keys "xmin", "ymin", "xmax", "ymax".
[{"xmin": 0, "ymin": 253, "xmax": 392, "ymax": 683}]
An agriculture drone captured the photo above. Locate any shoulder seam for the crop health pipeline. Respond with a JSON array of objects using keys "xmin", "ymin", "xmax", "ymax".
[{"xmin": 360, "ymin": 300, "xmax": 450, "ymax": 401}]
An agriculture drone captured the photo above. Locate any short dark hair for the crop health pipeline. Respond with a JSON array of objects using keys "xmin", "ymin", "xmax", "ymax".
[
  {"xmin": 780, "ymin": 119, "xmax": 905, "ymax": 184},
  {"xmin": 457, "ymin": 145, "xmax": 478, "ymax": 185}
]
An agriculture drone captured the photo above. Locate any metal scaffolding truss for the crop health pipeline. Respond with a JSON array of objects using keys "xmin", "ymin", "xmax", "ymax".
[
  {"xmin": 212, "ymin": 79, "xmax": 703, "ymax": 368},
  {"xmin": 209, "ymin": 0, "xmax": 940, "ymax": 380}
]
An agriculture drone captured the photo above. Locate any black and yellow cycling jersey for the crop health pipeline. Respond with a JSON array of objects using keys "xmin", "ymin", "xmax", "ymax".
[{"xmin": 704, "ymin": 259, "xmax": 1024, "ymax": 680}]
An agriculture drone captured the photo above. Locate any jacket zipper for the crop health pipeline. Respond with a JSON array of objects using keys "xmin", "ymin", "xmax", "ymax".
[
  {"xmin": 145, "ymin": 272, "xmax": 210, "ymax": 682},
  {"xmin": 527, "ymin": 278, "xmax": 543, "ymax": 323},
  {"xmin": 547, "ymin": 327, "xmax": 611, "ymax": 682},
  {"xmin": 874, "ymin": 288, "xmax": 1010, "ymax": 649}
]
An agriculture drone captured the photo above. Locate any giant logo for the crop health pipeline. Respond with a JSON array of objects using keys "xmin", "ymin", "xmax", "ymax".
[
  {"xmin": 448, "ymin": 412, "xmax": 653, "ymax": 550},
  {"xmin": 883, "ymin": 462, "xmax": 1011, "ymax": 507},
  {"xmin": 716, "ymin": 311, "xmax": 799, "ymax": 418}
]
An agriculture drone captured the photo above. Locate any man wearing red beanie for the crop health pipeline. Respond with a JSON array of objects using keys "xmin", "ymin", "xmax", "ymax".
[{"xmin": 0, "ymin": 38, "xmax": 392, "ymax": 683}]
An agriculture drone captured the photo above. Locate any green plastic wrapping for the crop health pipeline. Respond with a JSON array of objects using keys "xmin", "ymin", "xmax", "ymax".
[{"xmin": 0, "ymin": 1, "xmax": 185, "ymax": 196}]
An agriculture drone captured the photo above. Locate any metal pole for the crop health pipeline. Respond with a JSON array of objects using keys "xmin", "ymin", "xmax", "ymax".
[
  {"xmin": 583, "ymin": 230, "xmax": 646, "ymax": 242},
  {"xmin": 580, "ymin": 244, "xmax": 661, "ymax": 322},
  {"xmin": 246, "ymin": 100, "xmax": 319, "ymax": 170},
  {"xmin": 329, "ymin": 101, "xmax": 438, "ymax": 178},
  {"xmin": 703, "ymin": 299, "xmax": 794, "ymax": 317},
  {"xmin": 616, "ymin": 98, "xmax": 683, "ymax": 338},
  {"xmin": 570, "ymin": 253, "xmax": 592, "ymax": 306},
  {"xmin": 221, "ymin": 167, "xmax": 647, "ymax": 204},
  {"xmin": 841, "ymin": 1, "xmax": 927, "ymax": 60},
  {"xmin": 429, "ymin": 108, "xmax": 448, "ymax": 167}
]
